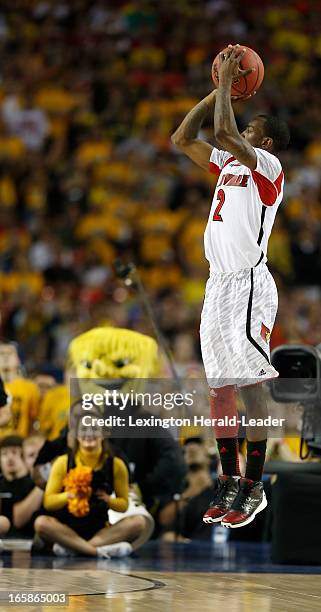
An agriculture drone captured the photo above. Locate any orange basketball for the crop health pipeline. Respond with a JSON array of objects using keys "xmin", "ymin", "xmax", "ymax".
[{"xmin": 212, "ymin": 45, "xmax": 264, "ymax": 98}]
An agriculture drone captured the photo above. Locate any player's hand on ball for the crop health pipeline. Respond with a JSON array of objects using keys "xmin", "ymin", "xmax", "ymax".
[{"xmin": 219, "ymin": 44, "xmax": 255, "ymax": 86}]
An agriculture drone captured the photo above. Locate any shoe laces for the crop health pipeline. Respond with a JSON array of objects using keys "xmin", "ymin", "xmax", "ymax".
[
  {"xmin": 209, "ymin": 478, "xmax": 231, "ymax": 507},
  {"xmin": 231, "ymin": 483, "xmax": 253, "ymax": 512}
]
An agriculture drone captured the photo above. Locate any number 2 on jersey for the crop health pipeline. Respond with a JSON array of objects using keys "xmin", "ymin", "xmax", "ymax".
[{"xmin": 212, "ymin": 189, "xmax": 225, "ymax": 222}]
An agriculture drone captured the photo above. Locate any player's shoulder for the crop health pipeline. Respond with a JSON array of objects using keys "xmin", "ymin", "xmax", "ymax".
[
  {"xmin": 254, "ymin": 147, "xmax": 283, "ymax": 169},
  {"xmin": 210, "ymin": 147, "xmax": 233, "ymax": 166}
]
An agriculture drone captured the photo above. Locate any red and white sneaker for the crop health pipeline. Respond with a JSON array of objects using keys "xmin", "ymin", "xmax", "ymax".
[
  {"xmin": 203, "ymin": 475, "xmax": 240, "ymax": 524},
  {"xmin": 222, "ymin": 478, "xmax": 267, "ymax": 528}
]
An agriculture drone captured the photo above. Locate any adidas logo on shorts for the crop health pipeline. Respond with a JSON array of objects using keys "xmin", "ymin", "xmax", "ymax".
[{"xmin": 258, "ymin": 369, "xmax": 266, "ymax": 376}]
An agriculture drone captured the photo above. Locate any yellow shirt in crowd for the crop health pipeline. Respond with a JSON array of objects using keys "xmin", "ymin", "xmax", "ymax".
[
  {"xmin": 1, "ymin": 378, "xmax": 40, "ymax": 438},
  {"xmin": 38, "ymin": 385, "xmax": 69, "ymax": 440}
]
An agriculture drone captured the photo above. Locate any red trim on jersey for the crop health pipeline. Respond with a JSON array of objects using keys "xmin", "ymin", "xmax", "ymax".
[
  {"xmin": 274, "ymin": 170, "xmax": 284, "ymax": 195},
  {"xmin": 209, "ymin": 161, "xmax": 220, "ymax": 175},
  {"xmin": 209, "ymin": 156, "xmax": 236, "ymax": 175},
  {"xmin": 251, "ymin": 169, "xmax": 284, "ymax": 206},
  {"xmin": 222, "ymin": 156, "xmax": 235, "ymax": 168}
]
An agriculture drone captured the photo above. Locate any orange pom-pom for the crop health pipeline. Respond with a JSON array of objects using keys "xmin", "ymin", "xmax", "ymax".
[{"xmin": 63, "ymin": 466, "xmax": 93, "ymax": 517}]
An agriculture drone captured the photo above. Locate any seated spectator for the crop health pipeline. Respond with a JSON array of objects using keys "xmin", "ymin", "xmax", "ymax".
[
  {"xmin": 33, "ymin": 403, "xmax": 155, "ymax": 549},
  {"xmin": 34, "ymin": 399, "xmax": 187, "ymax": 532},
  {"xmin": 37, "ymin": 366, "xmax": 73, "ymax": 441},
  {"xmin": 160, "ymin": 437, "xmax": 214, "ymax": 541},
  {"xmin": 0, "ymin": 342, "xmax": 40, "ymax": 438},
  {"xmin": 34, "ymin": 418, "xmax": 146, "ymax": 558},
  {"xmin": 33, "ymin": 369, "xmax": 57, "ymax": 400},
  {"xmin": 0, "ymin": 376, "xmax": 11, "ymax": 428},
  {"xmin": 23, "ymin": 435, "xmax": 46, "ymax": 472},
  {"xmin": 0, "ymin": 435, "xmax": 43, "ymax": 544},
  {"xmin": 37, "ymin": 381, "xmax": 69, "ymax": 441}
]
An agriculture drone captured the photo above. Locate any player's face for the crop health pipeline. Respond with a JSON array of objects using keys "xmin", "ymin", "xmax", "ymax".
[{"xmin": 241, "ymin": 118, "xmax": 265, "ymax": 147}]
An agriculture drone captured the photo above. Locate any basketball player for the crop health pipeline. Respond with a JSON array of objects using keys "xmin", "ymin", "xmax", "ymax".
[{"xmin": 171, "ymin": 45, "xmax": 290, "ymax": 527}]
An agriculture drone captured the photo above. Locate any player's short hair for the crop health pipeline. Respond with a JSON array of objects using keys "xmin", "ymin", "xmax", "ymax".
[{"xmin": 257, "ymin": 115, "xmax": 290, "ymax": 152}]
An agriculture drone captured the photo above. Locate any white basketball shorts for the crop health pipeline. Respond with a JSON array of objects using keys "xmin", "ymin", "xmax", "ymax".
[{"xmin": 200, "ymin": 263, "xmax": 279, "ymax": 388}]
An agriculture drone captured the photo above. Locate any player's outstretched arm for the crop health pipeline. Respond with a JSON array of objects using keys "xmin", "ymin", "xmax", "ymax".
[
  {"xmin": 171, "ymin": 91, "xmax": 216, "ymax": 170},
  {"xmin": 215, "ymin": 45, "xmax": 257, "ymax": 170}
]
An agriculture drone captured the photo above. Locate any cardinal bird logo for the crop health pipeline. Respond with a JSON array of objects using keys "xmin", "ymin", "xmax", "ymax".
[{"xmin": 261, "ymin": 323, "xmax": 271, "ymax": 343}]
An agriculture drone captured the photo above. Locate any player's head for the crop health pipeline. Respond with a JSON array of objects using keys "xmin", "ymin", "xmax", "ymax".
[{"xmin": 242, "ymin": 115, "xmax": 290, "ymax": 153}]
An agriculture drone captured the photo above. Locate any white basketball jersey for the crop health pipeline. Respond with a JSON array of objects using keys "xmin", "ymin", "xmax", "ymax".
[{"xmin": 204, "ymin": 147, "xmax": 284, "ymax": 273}]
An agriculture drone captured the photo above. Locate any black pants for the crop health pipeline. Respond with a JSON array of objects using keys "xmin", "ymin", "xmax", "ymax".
[{"xmin": 49, "ymin": 507, "xmax": 108, "ymax": 540}]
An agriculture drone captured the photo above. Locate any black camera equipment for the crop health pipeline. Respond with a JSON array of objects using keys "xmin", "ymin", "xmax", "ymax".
[{"xmin": 271, "ymin": 344, "xmax": 321, "ymax": 457}]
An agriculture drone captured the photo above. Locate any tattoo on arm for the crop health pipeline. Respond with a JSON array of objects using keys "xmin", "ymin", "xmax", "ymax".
[
  {"xmin": 214, "ymin": 87, "xmax": 257, "ymax": 169},
  {"xmin": 171, "ymin": 94, "xmax": 215, "ymax": 169},
  {"xmin": 172, "ymin": 99, "xmax": 211, "ymax": 144},
  {"xmin": 181, "ymin": 100, "xmax": 210, "ymax": 140},
  {"xmin": 214, "ymin": 88, "xmax": 239, "ymax": 139}
]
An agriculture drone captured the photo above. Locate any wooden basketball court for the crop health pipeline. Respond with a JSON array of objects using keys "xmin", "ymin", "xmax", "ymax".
[{"xmin": 0, "ymin": 544, "xmax": 321, "ymax": 611}]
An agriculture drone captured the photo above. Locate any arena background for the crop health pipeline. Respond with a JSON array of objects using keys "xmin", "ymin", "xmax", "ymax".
[
  {"xmin": 0, "ymin": 0, "xmax": 320, "ymax": 371},
  {"xmin": 0, "ymin": 1, "xmax": 321, "ymax": 610}
]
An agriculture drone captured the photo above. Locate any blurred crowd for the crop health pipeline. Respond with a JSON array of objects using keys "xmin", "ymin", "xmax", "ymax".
[
  {"xmin": 0, "ymin": 0, "xmax": 320, "ymax": 372},
  {"xmin": 0, "ymin": 0, "xmax": 321, "ymax": 370},
  {"xmin": 1, "ymin": 0, "xmax": 318, "ymax": 551}
]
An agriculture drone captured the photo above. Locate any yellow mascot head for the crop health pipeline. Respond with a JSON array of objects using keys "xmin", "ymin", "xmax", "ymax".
[
  {"xmin": 67, "ymin": 327, "xmax": 159, "ymax": 442},
  {"xmin": 68, "ymin": 327, "xmax": 159, "ymax": 381}
]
